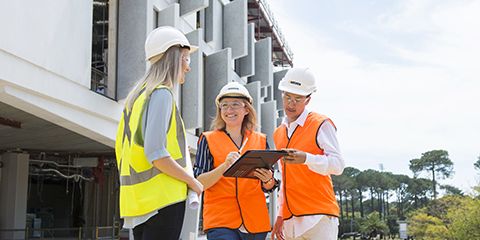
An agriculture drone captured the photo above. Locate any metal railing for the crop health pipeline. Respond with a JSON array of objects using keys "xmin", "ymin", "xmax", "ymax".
[
  {"xmin": 0, "ymin": 225, "xmax": 120, "ymax": 240},
  {"xmin": 91, "ymin": 66, "xmax": 108, "ymax": 95},
  {"xmin": 256, "ymin": 0, "xmax": 294, "ymax": 61}
]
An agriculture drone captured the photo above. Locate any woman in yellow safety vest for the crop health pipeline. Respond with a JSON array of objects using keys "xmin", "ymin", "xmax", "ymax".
[
  {"xmin": 115, "ymin": 26, "xmax": 203, "ymax": 240},
  {"xmin": 194, "ymin": 82, "xmax": 279, "ymax": 240}
]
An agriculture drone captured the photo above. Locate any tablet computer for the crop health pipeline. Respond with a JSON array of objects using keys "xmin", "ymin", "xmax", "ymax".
[{"xmin": 223, "ymin": 150, "xmax": 288, "ymax": 178}]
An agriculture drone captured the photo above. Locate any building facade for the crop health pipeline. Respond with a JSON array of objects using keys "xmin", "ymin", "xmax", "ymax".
[{"xmin": 0, "ymin": 0, "xmax": 292, "ymax": 239}]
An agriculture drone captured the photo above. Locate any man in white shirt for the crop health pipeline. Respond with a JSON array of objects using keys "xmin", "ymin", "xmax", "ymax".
[{"xmin": 271, "ymin": 67, "xmax": 345, "ymax": 240}]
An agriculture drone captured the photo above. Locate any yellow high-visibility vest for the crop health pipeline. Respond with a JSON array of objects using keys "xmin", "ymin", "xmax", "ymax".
[{"xmin": 115, "ymin": 85, "xmax": 187, "ymax": 217}]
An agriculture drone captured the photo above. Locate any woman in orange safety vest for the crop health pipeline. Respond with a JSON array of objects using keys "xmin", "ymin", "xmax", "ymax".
[{"xmin": 194, "ymin": 82, "xmax": 279, "ymax": 240}]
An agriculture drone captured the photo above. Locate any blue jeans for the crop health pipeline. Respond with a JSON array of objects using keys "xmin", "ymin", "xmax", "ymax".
[{"xmin": 207, "ymin": 228, "xmax": 268, "ymax": 240}]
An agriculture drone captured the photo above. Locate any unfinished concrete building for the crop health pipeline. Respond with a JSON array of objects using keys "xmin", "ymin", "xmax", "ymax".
[{"xmin": 0, "ymin": 0, "xmax": 292, "ymax": 239}]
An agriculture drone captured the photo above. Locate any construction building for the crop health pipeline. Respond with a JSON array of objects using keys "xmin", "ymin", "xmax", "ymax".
[{"xmin": 0, "ymin": 0, "xmax": 293, "ymax": 239}]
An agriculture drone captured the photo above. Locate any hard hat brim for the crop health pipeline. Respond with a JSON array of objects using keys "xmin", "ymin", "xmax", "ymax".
[
  {"xmin": 147, "ymin": 45, "xmax": 199, "ymax": 62},
  {"xmin": 188, "ymin": 45, "xmax": 199, "ymax": 53},
  {"xmin": 216, "ymin": 94, "xmax": 252, "ymax": 106}
]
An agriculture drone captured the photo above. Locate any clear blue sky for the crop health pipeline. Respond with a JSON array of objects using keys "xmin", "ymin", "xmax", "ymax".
[{"xmin": 268, "ymin": 0, "xmax": 480, "ymax": 193}]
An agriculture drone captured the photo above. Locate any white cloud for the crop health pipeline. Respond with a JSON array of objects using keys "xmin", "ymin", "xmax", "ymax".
[
  {"xmin": 381, "ymin": 0, "xmax": 480, "ymax": 76},
  {"xmin": 268, "ymin": 0, "xmax": 480, "ymax": 192}
]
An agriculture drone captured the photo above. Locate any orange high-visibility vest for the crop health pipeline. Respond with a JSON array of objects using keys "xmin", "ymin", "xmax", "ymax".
[
  {"xmin": 273, "ymin": 112, "xmax": 340, "ymax": 220},
  {"xmin": 201, "ymin": 130, "xmax": 271, "ymax": 233}
]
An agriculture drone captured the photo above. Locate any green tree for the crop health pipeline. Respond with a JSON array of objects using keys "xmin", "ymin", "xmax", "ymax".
[
  {"xmin": 386, "ymin": 215, "xmax": 399, "ymax": 238},
  {"xmin": 342, "ymin": 167, "xmax": 361, "ymax": 219},
  {"xmin": 362, "ymin": 169, "xmax": 382, "ymax": 214},
  {"xmin": 356, "ymin": 170, "xmax": 370, "ymax": 217},
  {"xmin": 358, "ymin": 212, "xmax": 389, "ymax": 239},
  {"xmin": 474, "ymin": 185, "xmax": 480, "ymax": 199},
  {"xmin": 408, "ymin": 212, "xmax": 450, "ymax": 240},
  {"xmin": 393, "ymin": 174, "xmax": 410, "ymax": 219},
  {"xmin": 423, "ymin": 195, "xmax": 464, "ymax": 221},
  {"xmin": 474, "ymin": 155, "xmax": 480, "ymax": 171},
  {"xmin": 408, "ymin": 195, "xmax": 480, "ymax": 240},
  {"xmin": 406, "ymin": 177, "xmax": 432, "ymax": 209},
  {"xmin": 332, "ymin": 171, "xmax": 351, "ymax": 219},
  {"xmin": 409, "ymin": 150, "xmax": 454, "ymax": 199},
  {"xmin": 440, "ymin": 184, "xmax": 463, "ymax": 196},
  {"xmin": 447, "ymin": 197, "xmax": 480, "ymax": 239},
  {"xmin": 380, "ymin": 172, "xmax": 397, "ymax": 218}
]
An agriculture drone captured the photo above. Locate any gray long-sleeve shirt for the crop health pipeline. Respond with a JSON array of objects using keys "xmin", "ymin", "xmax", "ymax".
[
  {"xmin": 142, "ymin": 88, "xmax": 172, "ymax": 163},
  {"xmin": 123, "ymin": 88, "xmax": 173, "ymax": 229}
]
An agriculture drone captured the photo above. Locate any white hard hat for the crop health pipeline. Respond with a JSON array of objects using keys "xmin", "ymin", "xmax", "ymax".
[
  {"xmin": 215, "ymin": 82, "xmax": 253, "ymax": 106},
  {"xmin": 278, "ymin": 67, "xmax": 317, "ymax": 96},
  {"xmin": 145, "ymin": 26, "xmax": 198, "ymax": 61}
]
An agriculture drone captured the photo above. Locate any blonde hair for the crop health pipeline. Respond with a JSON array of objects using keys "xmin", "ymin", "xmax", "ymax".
[
  {"xmin": 125, "ymin": 46, "xmax": 184, "ymax": 111},
  {"xmin": 210, "ymin": 98, "xmax": 258, "ymax": 134}
]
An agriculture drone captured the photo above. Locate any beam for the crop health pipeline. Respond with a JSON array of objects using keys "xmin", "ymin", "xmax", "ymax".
[{"xmin": 0, "ymin": 116, "xmax": 21, "ymax": 129}]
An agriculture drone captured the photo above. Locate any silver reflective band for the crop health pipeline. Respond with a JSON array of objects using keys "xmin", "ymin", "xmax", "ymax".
[
  {"xmin": 120, "ymin": 154, "xmax": 186, "ymax": 186},
  {"xmin": 119, "ymin": 104, "xmax": 187, "ymax": 186}
]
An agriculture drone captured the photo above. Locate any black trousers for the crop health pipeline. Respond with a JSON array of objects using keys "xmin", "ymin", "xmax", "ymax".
[{"xmin": 133, "ymin": 201, "xmax": 186, "ymax": 240}]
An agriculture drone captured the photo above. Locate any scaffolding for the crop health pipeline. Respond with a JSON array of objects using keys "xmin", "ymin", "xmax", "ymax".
[{"xmin": 248, "ymin": 0, "xmax": 294, "ymax": 67}]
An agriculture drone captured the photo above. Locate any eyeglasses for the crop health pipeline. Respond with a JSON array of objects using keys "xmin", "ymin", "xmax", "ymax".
[
  {"xmin": 219, "ymin": 101, "xmax": 245, "ymax": 111},
  {"xmin": 282, "ymin": 94, "xmax": 309, "ymax": 104},
  {"xmin": 182, "ymin": 55, "xmax": 191, "ymax": 65}
]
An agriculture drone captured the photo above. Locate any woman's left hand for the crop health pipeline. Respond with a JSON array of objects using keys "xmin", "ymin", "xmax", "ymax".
[{"xmin": 253, "ymin": 168, "xmax": 273, "ymax": 183}]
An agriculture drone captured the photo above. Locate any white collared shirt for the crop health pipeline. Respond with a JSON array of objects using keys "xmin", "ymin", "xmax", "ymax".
[{"xmin": 278, "ymin": 109, "xmax": 345, "ymax": 238}]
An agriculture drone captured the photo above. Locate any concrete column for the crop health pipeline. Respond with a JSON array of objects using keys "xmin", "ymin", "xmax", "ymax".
[
  {"xmin": 235, "ymin": 23, "xmax": 255, "ymax": 78},
  {"xmin": 117, "ymin": 0, "xmax": 148, "ymax": 100},
  {"xmin": 179, "ymin": 0, "xmax": 208, "ymax": 16},
  {"xmin": 261, "ymin": 101, "xmax": 277, "ymax": 148},
  {"xmin": 273, "ymin": 69, "xmax": 288, "ymax": 126},
  {"xmin": 246, "ymin": 81, "xmax": 262, "ymax": 127},
  {"xmin": 157, "ymin": 3, "xmax": 180, "ymax": 28},
  {"xmin": 0, "ymin": 152, "xmax": 29, "ymax": 240},
  {"xmin": 204, "ymin": 48, "xmax": 232, "ymax": 130},
  {"xmin": 223, "ymin": 0, "xmax": 247, "ymax": 59},
  {"xmin": 182, "ymin": 29, "xmax": 205, "ymax": 130},
  {"xmin": 205, "ymin": 0, "xmax": 223, "ymax": 48},
  {"xmin": 249, "ymin": 37, "xmax": 273, "ymax": 87},
  {"xmin": 273, "ymin": 69, "xmax": 288, "ymax": 105}
]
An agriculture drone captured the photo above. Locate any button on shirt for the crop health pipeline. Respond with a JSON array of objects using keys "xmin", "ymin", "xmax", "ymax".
[{"xmin": 278, "ymin": 109, "xmax": 345, "ymax": 238}]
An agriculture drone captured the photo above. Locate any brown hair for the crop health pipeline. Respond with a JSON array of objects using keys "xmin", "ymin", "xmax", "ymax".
[{"xmin": 210, "ymin": 98, "xmax": 258, "ymax": 134}]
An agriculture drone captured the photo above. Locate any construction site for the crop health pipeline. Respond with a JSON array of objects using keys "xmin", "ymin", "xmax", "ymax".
[{"xmin": 0, "ymin": 0, "xmax": 293, "ymax": 239}]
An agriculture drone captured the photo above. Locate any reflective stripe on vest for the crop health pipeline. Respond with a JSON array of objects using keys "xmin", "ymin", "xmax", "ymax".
[
  {"xmin": 273, "ymin": 113, "xmax": 340, "ymax": 219},
  {"xmin": 201, "ymin": 130, "xmax": 271, "ymax": 233},
  {"xmin": 115, "ymin": 85, "xmax": 187, "ymax": 217}
]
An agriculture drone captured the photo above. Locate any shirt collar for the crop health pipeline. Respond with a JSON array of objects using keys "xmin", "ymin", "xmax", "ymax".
[{"xmin": 282, "ymin": 108, "xmax": 310, "ymax": 128}]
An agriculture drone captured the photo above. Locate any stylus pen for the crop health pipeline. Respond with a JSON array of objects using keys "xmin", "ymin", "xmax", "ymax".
[{"xmin": 238, "ymin": 137, "xmax": 249, "ymax": 153}]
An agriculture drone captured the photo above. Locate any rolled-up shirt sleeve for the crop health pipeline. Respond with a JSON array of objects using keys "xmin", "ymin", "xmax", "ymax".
[
  {"xmin": 304, "ymin": 120, "xmax": 345, "ymax": 176},
  {"xmin": 142, "ymin": 89, "xmax": 173, "ymax": 163}
]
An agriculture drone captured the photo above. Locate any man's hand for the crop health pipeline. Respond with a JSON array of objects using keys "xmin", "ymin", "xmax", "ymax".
[
  {"xmin": 271, "ymin": 215, "xmax": 285, "ymax": 240},
  {"xmin": 282, "ymin": 148, "xmax": 306, "ymax": 164}
]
